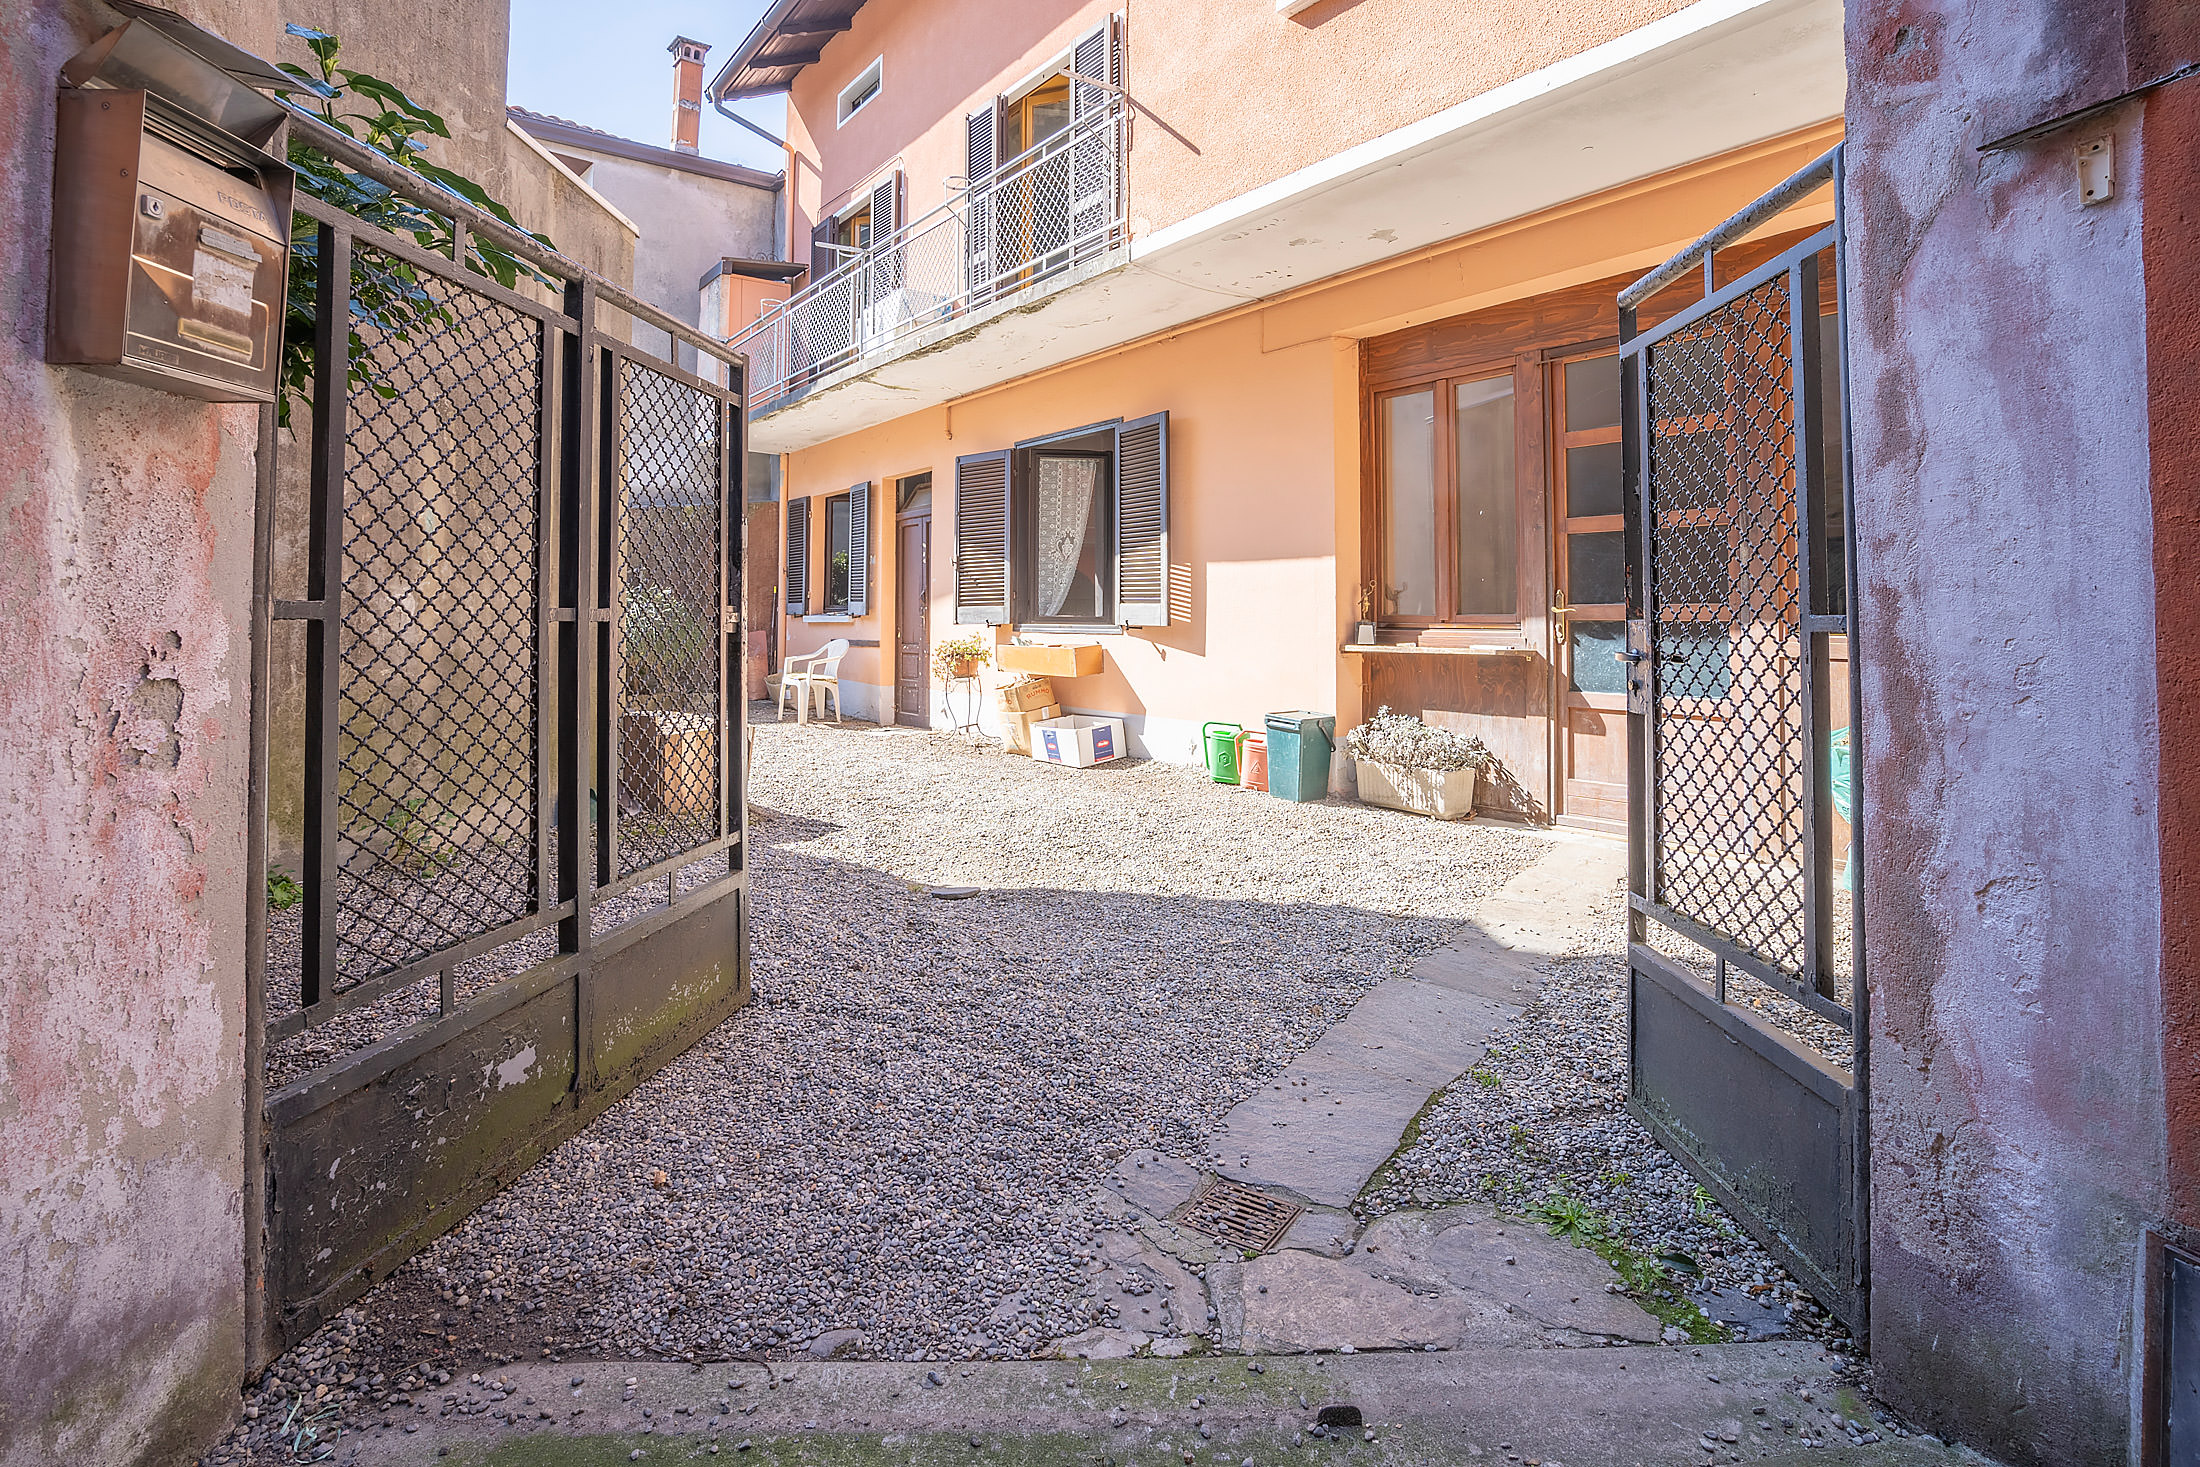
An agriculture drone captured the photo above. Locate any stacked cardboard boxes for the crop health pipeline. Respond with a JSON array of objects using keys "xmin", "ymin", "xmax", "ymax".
[{"xmin": 997, "ymin": 677, "xmax": 1060, "ymax": 755}]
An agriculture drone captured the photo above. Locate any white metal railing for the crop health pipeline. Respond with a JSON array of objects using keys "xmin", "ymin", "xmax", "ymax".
[{"xmin": 733, "ymin": 92, "xmax": 1127, "ymax": 410}]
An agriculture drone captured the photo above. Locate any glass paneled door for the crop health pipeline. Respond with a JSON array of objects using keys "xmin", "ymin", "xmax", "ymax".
[{"xmin": 1552, "ymin": 350, "xmax": 1629, "ymax": 830}]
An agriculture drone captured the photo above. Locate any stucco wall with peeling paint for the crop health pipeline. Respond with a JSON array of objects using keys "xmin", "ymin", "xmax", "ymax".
[
  {"xmin": 0, "ymin": 0, "xmax": 273, "ymax": 1461},
  {"xmin": 1844, "ymin": 0, "xmax": 2164, "ymax": 1461}
]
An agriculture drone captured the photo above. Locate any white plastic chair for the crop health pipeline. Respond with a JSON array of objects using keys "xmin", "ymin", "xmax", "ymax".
[{"xmin": 778, "ymin": 638, "xmax": 851, "ymax": 724}]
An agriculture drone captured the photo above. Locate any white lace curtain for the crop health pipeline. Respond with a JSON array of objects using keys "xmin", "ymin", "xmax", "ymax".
[{"xmin": 1034, "ymin": 454, "xmax": 1102, "ymax": 617}]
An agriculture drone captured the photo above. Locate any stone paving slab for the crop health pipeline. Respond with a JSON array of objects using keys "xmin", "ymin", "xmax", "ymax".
[
  {"xmin": 1212, "ymin": 832, "xmax": 1622, "ymax": 1209},
  {"xmin": 342, "ymin": 1345, "xmax": 1994, "ymax": 1467}
]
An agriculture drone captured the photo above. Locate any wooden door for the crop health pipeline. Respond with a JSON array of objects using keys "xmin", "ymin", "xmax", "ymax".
[
  {"xmin": 895, "ymin": 515, "xmax": 931, "ymax": 726},
  {"xmin": 1551, "ymin": 350, "xmax": 1629, "ymax": 831}
]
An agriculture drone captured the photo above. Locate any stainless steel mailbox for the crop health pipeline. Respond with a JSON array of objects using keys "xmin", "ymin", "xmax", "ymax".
[{"xmin": 47, "ymin": 17, "xmax": 293, "ymax": 403}]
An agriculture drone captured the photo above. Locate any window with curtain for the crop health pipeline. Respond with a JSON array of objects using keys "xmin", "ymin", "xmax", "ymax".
[{"xmin": 1030, "ymin": 452, "xmax": 1110, "ymax": 622}]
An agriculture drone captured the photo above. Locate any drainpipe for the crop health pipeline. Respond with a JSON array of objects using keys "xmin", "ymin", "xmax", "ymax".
[{"xmin": 711, "ymin": 94, "xmax": 786, "ymax": 152}]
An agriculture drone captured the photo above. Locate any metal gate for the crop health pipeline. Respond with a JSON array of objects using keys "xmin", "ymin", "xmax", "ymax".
[
  {"xmin": 243, "ymin": 114, "xmax": 749, "ymax": 1357},
  {"xmin": 1617, "ymin": 147, "xmax": 1867, "ymax": 1337}
]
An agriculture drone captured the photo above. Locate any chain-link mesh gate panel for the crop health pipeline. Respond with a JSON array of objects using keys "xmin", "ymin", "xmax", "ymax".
[
  {"xmin": 1644, "ymin": 276, "xmax": 1807, "ymax": 983},
  {"xmin": 612, "ymin": 358, "xmax": 723, "ymax": 879},
  {"xmin": 334, "ymin": 248, "xmax": 541, "ymax": 987}
]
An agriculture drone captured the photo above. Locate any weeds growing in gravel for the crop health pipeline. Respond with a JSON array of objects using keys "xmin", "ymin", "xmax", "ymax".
[{"xmin": 1531, "ymin": 1188, "xmax": 1725, "ymax": 1344}]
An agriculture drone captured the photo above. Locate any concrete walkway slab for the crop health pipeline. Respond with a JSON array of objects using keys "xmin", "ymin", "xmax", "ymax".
[
  {"xmin": 342, "ymin": 1345, "xmax": 1990, "ymax": 1467},
  {"xmin": 1213, "ymin": 831, "xmax": 1624, "ymax": 1209}
]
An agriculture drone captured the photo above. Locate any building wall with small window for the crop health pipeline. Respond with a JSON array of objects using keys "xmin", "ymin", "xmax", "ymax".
[{"xmin": 774, "ymin": 123, "xmax": 1839, "ymax": 786}]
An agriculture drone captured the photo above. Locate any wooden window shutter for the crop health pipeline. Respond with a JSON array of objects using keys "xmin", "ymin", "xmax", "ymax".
[
  {"xmin": 845, "ymin": 481, "xmax": 872, "ymax": 617},
  {"xmin": 953, "ymin": 449, "xmax": 1011, "ymax": 625},
  {"xmin": 810, "ymin": 217, "xmax": 836, "ymax": 280},
  {"xmin": 1114, "ymin": 412, "xmax": 1169, "ymax": 627},
  {"xmin": 868, "ymin": 172, "xmax": 900, "ymax": 243},
  {"xmin": 964, "ymin": 101, "xmax": 998, "ymax": 294},
  {"xmin": 784, "ymin": 496, "xmax": 811, "ymax": 616}
]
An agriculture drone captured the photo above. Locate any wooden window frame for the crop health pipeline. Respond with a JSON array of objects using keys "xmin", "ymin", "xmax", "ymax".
[
  {"xmin": 1366, "ymin": 356, "xmax": 1543, "ymax": 645},
  {"xmin": 1551, "ymin": 344, "xmax": 1629, "ymax": 711},
  {"xmin": 820, "ymin": 490, "xmax": 853, "ymax": 615},
  {"xmin": 1011, "ymin": 419, "xmax": 1119, "ymax": 631}
]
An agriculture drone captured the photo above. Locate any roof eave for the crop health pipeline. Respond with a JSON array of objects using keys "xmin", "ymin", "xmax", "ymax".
[{"xmin": 705, "ymin": 0, "xmax": 806, "ymax": 102}]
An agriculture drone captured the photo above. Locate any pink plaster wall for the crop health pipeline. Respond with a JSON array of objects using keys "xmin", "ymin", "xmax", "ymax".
[
  {"xmin": 784, "ymin": 0, "xmax": 1114, "ymax": 247},
  {"xmin": 0, "ymin": 0, "xmax": 267, "ymax": 1461},
  {"xmin": 778, "ymin": 0, "xmax": 1697, "ymax": 264},
  {"xmin": 1844, "ymin": 0, "xmax": 2163, "ymax": 1459}
]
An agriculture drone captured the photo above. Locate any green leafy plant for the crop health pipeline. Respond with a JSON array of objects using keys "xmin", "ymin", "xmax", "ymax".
[
  {"xmin": 932, "ymin": 635, "xmax": 992, "ymax": 680},
  {"xmin": 1467, "ymin": 1067, "xmax": 1501, "ymax": 1088},
  {"xmin": 267, "ymin": 866, "xmax": 303, "ymax": 912},
  {"xmin": 273, "ymin": 25, "xmax": 555, "ymax": 426},
  {"xmin": 1612, "ymin": 1251, "xmax": 1669, "ymax": 1293},
  {"xmin": 382, "ymin": 795, "xmax": 458, "ymax": 875},
  {"xmin": 1531, "ymin": 1191, "xmax": 1610, "ymax": 1246}
]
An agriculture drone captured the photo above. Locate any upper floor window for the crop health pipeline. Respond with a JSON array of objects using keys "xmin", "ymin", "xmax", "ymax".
[{"xmin": 837, "ymin": 57, "xmax": 883, "ymax": 127}]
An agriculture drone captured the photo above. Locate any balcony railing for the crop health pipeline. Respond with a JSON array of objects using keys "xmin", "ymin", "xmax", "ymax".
[{"xmin": 733, "ymin": 92, "xmax": 1128, "ymax": 411}]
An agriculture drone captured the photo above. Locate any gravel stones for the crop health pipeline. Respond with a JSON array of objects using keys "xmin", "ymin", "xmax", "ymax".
[
  {"xmin": 211, "ymin": 715, "xmax": 1535, "ymax": 1464},
  {"xmin": 1355, "ymin": 881, "xmax": 1850, "ymax": 1344}
]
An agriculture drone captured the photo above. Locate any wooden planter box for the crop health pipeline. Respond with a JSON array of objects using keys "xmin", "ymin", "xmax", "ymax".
[
  {"xmin": 1354, "ymin": 759, "xmax": 1479, "ymax": 821},
  {"xmin": 996, "ymin": 643, "xmax": 1103, "ymax": 678}
]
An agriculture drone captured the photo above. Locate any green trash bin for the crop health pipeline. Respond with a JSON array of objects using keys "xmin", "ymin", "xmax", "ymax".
[
  {"xmin": 1830, "ymin": 726, "xmax": 1855, "ymax": 892},
  {"xmin": 1264, "ymin": 711, "xmax": 1335, "ymax": 803}
]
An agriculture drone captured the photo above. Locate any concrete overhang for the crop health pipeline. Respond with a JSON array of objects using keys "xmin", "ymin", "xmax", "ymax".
[{"xmin": 746, "ymin": 0, "xmax": 1843, "ymax": 454}]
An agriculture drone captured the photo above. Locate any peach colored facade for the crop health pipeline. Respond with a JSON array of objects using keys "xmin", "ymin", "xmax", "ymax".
[{"xmin": 737, "ymin": 0, "xmax": 1846, "ymax": 819}]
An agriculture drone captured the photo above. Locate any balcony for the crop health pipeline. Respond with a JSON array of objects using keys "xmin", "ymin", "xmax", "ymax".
[{"xmin": 734, "ymin": 91, "xmax": 1128, "ymax": 415}]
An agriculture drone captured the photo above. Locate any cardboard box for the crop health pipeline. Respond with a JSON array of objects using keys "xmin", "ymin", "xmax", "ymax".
[
  {"xmin": 1003, "ymin": 704, "xmax": 1062, "ymax": 755},
  {"xmin": 996, "ymin": 676, "xmax": 1056, "ymax": 713},
  {"xmin": 1034, "ymin": 713, "xmax": 1125, "ymax": 768},
  {"xmin": 618, "ymin": 710, "xmax": 716, "ymax": 813},
  {"xmin": 996, "ymin": 643, "xmax": 1104, "ymax": 678}
]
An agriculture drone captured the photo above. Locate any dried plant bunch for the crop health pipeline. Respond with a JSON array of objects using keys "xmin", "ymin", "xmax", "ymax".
[{"xmin": 1344, "ymin": 706, "xmax": 1494, "ymax": 773}]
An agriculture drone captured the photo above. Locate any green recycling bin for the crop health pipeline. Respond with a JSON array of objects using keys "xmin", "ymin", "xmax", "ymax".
[{"xmin": 1264, "ymin": 711, "xmax": 1335, "ymax": 803}]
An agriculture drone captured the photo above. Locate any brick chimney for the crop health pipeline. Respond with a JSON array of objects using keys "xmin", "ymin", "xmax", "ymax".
[{"xmin": 669, "ymin": 36, "xmax": 708, "ymax": 154}]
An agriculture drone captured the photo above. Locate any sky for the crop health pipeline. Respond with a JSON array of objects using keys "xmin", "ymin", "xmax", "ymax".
[{"xmin": 506, "ymin": 0, "xmax": 790, "ymax": 173}]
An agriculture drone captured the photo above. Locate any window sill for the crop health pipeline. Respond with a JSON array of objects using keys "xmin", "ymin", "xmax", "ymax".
[
  {"xmin": 1011, "ymin": 624, "xmax": 1123, "ymax": 637},
  {"xmin": 803, "ymin": 613, "xmax": 857, "ymax": 623},
  {"xmin": 1343, "ymin": 642, "xmax": 1537, "ymax": 657}
]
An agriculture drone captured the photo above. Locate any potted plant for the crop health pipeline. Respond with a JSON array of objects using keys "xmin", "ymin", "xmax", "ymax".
[
  {"xmin": 933, "ymin": 635, "xmax": 991, "ymax": 681},
  {"xmin": 1344, "ymin": 707, "xmax": 1494, "ymax": 820}
]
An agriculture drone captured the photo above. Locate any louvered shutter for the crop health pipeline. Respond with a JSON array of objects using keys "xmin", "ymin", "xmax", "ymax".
[
  {"xmin": 868, "ymin": 171, "xmax": 903, "ymax": 293},
  {"xmin": 810, "ymin": 217, "xmax": 836, "ymax": 280},
  {"xmin": 868, "ymin": 173, "xmax": 899, "ymax": 244},
  {"xmin": 1070, "ymin": 17, "xmax": 1120, "ymax": 246},
  {"xmin": 784, "ymin": 496, "xmax": 810, "ymax": 616},
  {"xmin": 953, "ymin": 449, "xmax": 1011, "ymax": 625},
  {"xmin": 1114, "ymin": 412, "xmax": 1169, "ymax": 627},
  {"xmin": 964, "ymin": 102, "xmax": 998, "ymax": 298},
  {"xmin": 845, "ymin": 481, "xmax": 872, "ymax": 618}
]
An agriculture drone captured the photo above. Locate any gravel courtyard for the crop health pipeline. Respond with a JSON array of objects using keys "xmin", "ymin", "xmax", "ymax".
[{"xmin": 200, "ymin": 714, "xmax": 1851, "ymax": 1464}]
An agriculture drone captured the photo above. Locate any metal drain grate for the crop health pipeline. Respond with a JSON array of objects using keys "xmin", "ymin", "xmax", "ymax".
[{"xmin": 1176, "ymin": 1178, "xmax": 1303, "ymax": 1253}]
